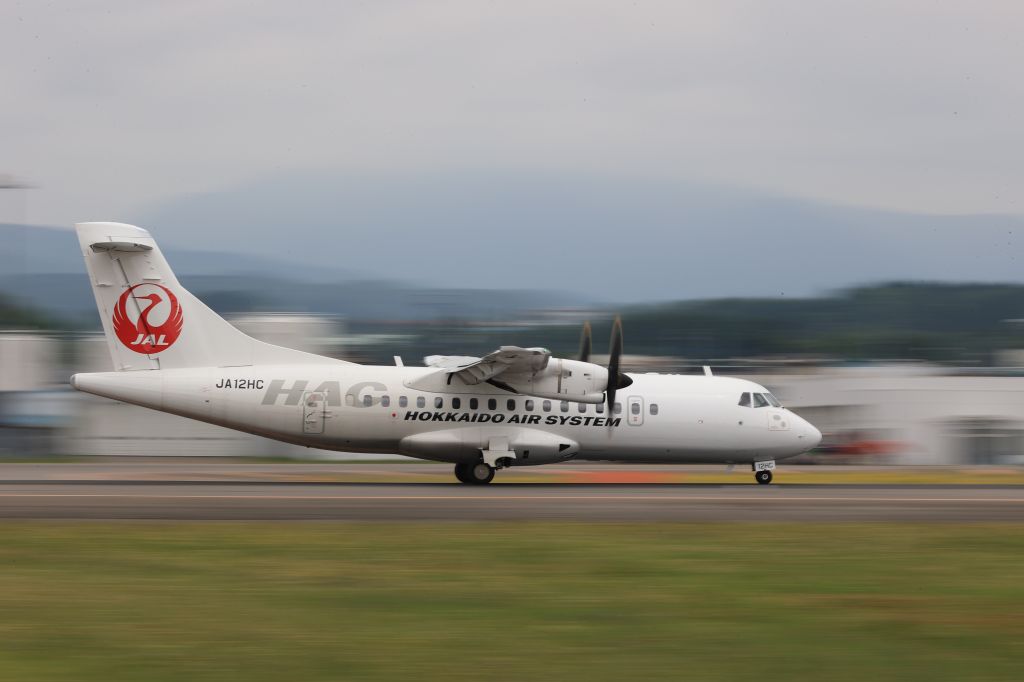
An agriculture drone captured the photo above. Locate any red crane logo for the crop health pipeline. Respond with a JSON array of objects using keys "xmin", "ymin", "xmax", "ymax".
[{"xmin": 112, "ymin": 284, "xmax": 183, "ymax": 354}]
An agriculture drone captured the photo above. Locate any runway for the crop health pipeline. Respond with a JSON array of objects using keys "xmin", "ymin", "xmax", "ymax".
[{"xmin": 0, "ymin": 461, "xmax": 1022, "ymax": 521}]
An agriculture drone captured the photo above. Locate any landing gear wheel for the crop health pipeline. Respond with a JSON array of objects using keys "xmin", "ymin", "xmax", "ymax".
[
  {"xmin": 467, "ymin": 462, "xmax": 495, "ymax": 485},
  {"xmin": 453, "ymin": 462, "xmax": 473, "ymax": 484},
  {"xmin": 755, "ymin": 470, "xmax": 773, "ymax": 485}
]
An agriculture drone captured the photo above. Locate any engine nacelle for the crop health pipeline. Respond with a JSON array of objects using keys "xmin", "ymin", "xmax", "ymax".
[{"xmin": 501, "ymin": 359, "xmax": 608, "ymax": 404}]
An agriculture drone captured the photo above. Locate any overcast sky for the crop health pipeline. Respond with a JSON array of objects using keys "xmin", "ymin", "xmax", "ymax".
[{"xmin": 2, "ymin": 2, "xmax": 1023, "ymax": 297}]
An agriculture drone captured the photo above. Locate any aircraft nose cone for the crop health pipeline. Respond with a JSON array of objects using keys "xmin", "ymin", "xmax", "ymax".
[
  {"xmin": 808, "ymin": 424, "xmax": 822, "ymax": 448},
  {"xmin": 791, "ymin": 415, "xmax": 821, "ymax": 453},
  {"xmin": 802, "ymin": 421, "xmax": 822, "ymax": 450}
]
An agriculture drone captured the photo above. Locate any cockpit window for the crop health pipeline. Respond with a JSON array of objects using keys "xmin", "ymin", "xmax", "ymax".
[
  {"xmin": 752, "ymin": 393, "xmax": 769, "ymax": 408},
  {"xmin": 765, "ymin": 392, "xmax": 782, "ymax": 407},
  {"xmin": 738, "ymin": 392, "xmax": 751, "ymax": 407}
]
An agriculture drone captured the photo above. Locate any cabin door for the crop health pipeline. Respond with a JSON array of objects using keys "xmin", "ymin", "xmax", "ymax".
[
  {"xmin": 627, "ymin": 396, "xmax": 644, "ymax": 426},
  {"xmin": 302, "ymin": 391, "xmax": 327, "ymax": 434}
]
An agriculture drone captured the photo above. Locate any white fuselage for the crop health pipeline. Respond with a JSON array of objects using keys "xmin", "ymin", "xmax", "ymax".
[{"xmin": 72, "ymin": 364, "xmax": 821, "ymax": 465}]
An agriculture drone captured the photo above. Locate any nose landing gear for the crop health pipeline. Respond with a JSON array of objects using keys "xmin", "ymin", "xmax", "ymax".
[{"xmin": 753, "ymin": 460, "xmax": 775, "ymax": 485}]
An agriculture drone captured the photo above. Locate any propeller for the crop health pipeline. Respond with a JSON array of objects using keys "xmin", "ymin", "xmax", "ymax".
[
  {"xmin": 578, "ymin": 321, "xmax": 592, "ymax": 363},
  {"xmin": 606, "ymin": 316, "xmax": 626, "ymax": 415}
]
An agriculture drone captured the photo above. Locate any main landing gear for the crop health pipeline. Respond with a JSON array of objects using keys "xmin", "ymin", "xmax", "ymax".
[
  {"xmin": 753, "ymin": 460, "xmax": 776, "ymax": 485},
  {"xmin": 454, "ymin": 462, "xmax": 495, "ymax": 485}
]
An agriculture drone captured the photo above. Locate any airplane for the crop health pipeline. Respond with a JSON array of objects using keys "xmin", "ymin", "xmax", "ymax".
[{"xmin": 70, "ymin": 222, "xmax": 821, "ymax": 485}]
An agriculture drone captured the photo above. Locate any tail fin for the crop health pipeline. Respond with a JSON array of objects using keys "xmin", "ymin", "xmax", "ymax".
[{"xmin": 75, "ymin": 222, "xmax": 349, "ymax": 371}]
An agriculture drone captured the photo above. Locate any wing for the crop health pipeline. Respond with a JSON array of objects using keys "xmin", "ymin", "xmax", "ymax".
[{"xmin": 424, "ymin": 346, "xmax": 550, "ymax": 385}]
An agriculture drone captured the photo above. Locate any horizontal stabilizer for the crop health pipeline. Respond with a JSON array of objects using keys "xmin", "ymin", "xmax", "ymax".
[{"xmin": 89, "ymin": 241, "xmax": 153, "ymax": 253}]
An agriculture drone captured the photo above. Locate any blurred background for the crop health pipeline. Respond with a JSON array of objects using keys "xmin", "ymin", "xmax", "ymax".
[{"xmin": 2, "ymin": 2, "xmax": 1023, "ymax": 466}]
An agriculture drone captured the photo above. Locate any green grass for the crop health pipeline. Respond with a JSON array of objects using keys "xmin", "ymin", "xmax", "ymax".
[{"xmin": 0, "ymin": 524, "xmax": 1022, "ymax": 681}]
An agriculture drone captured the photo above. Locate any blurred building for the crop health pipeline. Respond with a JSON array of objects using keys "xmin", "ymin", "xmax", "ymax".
[
  {"xmin": 762, "ymin": 365, "xmax": 1024, "ymax": 465},
  {"xmin": 0, "ymin": 334, "xmax": 67, "ymax": 456},
  {"xmin": 0, "ymin": 334, "xmax": 61, "ymax": 390},
  {"xmin": 230, "ymin": 314, "xmax": 343, "ymax": 357}
]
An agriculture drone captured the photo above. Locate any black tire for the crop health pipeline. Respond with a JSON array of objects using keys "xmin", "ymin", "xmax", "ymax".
[
  {"xmin": 755, "ymin": 470, "xmax": 773, "ymax": 485},
  {"xmin": 453, "ymin": 462, "xmax": 473, "ymax": 484},
  {"xmin": 467, "ymin": 462, "xmax": 495, "ymax": 485}
]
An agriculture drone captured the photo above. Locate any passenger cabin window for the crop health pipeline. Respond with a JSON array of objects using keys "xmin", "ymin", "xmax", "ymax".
[
  {"xmin": 752, "ymin": 393, "xmax": 769, "ymax": 408},
  {"xmin": 525, "ymin": 400, "xmax": 534, "ymax": 412},
  {"xmin": 738, "ymin": 392, "xmax": 751, "ymax": 407},
  {"xmin": 578, "ymin": 403, "xmax": 587, "ymax": 413},
  {"xmin": 613, "ymin": 402, "xmax": 622, "ymax": 415},
  {"xmin": 507, "ymin": 399, "xmax": 516, "ymax": 411},
  {"xmin": 596, "ymin": 402, "xmax": 604, "ymax": 414},
  {"xmin": 488, "ymin": 398, "xmax": 497, "ymax": 410},
  {"xmin": 452, "ymin": 397, "xmax": 461, "ymax": 409},
  {"xmin": 435, "ymin": 397, "xmax": 444, "ymax": 408},
  {"xmin": 560, "ymin": 401, "xmax": 569, "ymax": 413},
  {"xmin": 416, "ymin": 396, "xmax": 425, "ymax": 408},
  {"xmin": 399, "ymin": 396, "xmax": 408, "ymax": 408},
  {"xmin": 381, "ymin": 395, "xmax": 390, "ymax": 407},
  {"xmin": 363, "ymin": 395, "xmax": 373, "ymax": 407},
  {"xmin": 543, "ymin": 400, "xmax": 552, "ymax": 412},
  {"xmin": 650, "ymin": 403, "xmax": 659, "ymax": 416},
  {"xmin": 631, "ymin": 401, "xmax": 641, "ymax": 415},
  {"xmin": 470, "ymin": 398, "xmax": 479, "ymax": 410}
]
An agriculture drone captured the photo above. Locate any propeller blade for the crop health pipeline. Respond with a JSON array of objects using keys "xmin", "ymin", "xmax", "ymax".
[
  {"xmin": 606, "ymin": 316, "xmax": 623, "ymax": 415},
  {"xmin": 578, "ymin": 321, "xmax": 592, "ymax": 363}
]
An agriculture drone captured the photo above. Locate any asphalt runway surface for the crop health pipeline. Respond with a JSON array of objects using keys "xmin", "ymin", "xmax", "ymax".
[{"xmin": 0, "ymin": 461, "xmax": 1022, "ymax": 521}]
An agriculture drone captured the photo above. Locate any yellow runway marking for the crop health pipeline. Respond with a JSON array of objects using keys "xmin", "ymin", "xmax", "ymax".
[{"xmin": 0, "ymin": 494, "xmax": 1022, "ymax": 503}]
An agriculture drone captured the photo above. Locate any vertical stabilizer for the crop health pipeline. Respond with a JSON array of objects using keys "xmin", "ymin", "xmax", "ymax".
[{"xmin": 75, "ymin": 222, "xmax": 349, "ymax": 370}]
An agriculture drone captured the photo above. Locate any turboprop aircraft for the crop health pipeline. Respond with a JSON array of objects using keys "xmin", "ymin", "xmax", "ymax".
[{"xmin": 70, "ymin": 222, "xmax": 821, "ymax": 484}]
